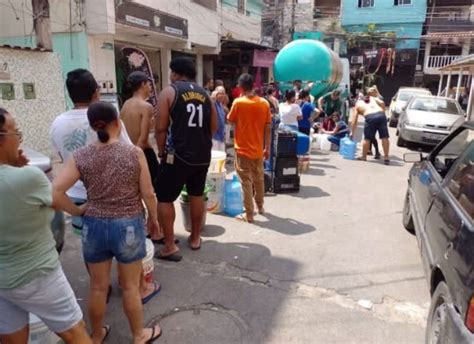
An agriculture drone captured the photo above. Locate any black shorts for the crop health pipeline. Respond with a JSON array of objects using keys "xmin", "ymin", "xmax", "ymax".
[
  {"xmin": 143, "ymin": 148, "xmax": 159, "ymax": 192},
  {"xmin": 156, "ymin": 156, "xmax": 209, "ymax": 203},
  {"xmin": 364, "ymin": 112, "xmax": 389, "ymax": 141}
]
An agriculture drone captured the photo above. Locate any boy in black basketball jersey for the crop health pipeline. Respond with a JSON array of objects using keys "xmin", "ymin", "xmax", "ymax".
[{"xmin": 155, "ymin": 57, "xmax": 217, "ymax": 260}]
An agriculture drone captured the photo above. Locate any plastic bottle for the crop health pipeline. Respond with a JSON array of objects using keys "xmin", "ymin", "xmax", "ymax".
[
  {"xmin": 339, "ymin": 135, "xmax": 357, "ymax": 160},
  {"xmin": 224, "ymin": 174, "xmax": 244, "ymax": 217}
]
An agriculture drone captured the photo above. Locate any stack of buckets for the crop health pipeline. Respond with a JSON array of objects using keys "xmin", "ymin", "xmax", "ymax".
[{"xmin": 206, "ymin": 150, "xmax": 227, "ymax": 214}]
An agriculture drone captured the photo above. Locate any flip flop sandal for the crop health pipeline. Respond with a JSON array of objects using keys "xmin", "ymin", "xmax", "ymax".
[
  {"xmin": 141, "ymin": 282, "xmax": 162, "ymax": 305},
  {"xmin": 90, "ymin": 325, "xmax": 110, "ymax": 344},
  {"xmin": 146, "ymin": 326, "xmax": 163, "ymax": 343},
  {"xmin": 235, "ymin": 213, "xmax": 254, "ymax": 223},
  {"xmin": 154, "ymin": 251, "xmax": 182, "ymax": 262},
  {"xmin": 188, "ymin": 237, "xmax": 202, "ymax": 251},
  {"xmin": 150, "ymin": 237, "xmax": 180, "ymax": 245},
  {"xmin": 384, "ymin": 159, "xmax": 390, "ymax": 165},
  {"xmin": 356, "ymin": 156, "xmax": 367, "ymax": 161}
]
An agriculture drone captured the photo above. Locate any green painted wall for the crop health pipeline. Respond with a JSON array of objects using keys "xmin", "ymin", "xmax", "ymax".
[{"xmin": 0, "ymin": 31, "xmax": 90, "ymax": 78}]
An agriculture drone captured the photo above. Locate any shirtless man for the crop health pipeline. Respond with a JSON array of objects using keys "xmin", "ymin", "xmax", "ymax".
[{"xmin": 351, "ymin": 86, "xmax": 390, "ymax": 165}]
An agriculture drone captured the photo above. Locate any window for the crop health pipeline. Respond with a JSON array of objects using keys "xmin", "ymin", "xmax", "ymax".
[
  {"xmin": 358, "ymin": 0, "xmax": 374, "ymax": 8},
  {"xmin": 191, "ymin": 0, "xmax": 217, "ymax": 11},
  {"xmin": 431, "ymin": 128, "xmax": 474, "ymax": 179},
  {"xmin": 394, "ymin": 0, "xmax": 411, "ymax": 5},
  {"xmin": 446, "ymin": 141, "xmax": 474, "ymax": 219}
]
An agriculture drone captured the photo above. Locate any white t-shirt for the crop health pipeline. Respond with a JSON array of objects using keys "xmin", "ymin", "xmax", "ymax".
[
  {"xmin": 50, "ymin": 108, "xmax": 132, "ymax": 200},
  {"xmin": 279, "ymin": 103, "xmax": 302, "ymax": 126}
]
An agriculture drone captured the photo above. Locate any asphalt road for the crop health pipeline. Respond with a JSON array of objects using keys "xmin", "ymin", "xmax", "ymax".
[{"xmin": 60, "ymin": 128, "xmax": 431, "ymax": 343}]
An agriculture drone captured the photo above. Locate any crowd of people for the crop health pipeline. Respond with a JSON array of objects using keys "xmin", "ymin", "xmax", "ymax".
[{"xmin": 0, "ymin": 55, "xmax": 395, "ymax": 342}]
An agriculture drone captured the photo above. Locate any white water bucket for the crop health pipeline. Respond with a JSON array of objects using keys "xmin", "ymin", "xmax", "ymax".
[
  {"xmin": 29, "ymin": 314, "xmax": 61, "ymax": 344},
  {"xmin": 206, "ymin": 170, "xmax": 226, "ymax": 214},
  {"xmin": 142, "ymin": 239, "xmax": 155, "ymax": 284},
  {"xmin": 209, "ymin": 150, "xmax": 226, "ymax": 173}
]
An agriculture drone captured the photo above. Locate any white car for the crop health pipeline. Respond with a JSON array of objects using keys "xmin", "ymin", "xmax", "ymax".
[
  {"xmin": 397, "ymin": 96, "xmax": 466, "ymax": 147},
  {"xmin": 389, "ymin": 87, "xmax": 431, "ymax": 127}
]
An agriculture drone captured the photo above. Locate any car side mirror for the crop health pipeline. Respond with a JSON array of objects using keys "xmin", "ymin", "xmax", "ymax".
[{"xmin": 404, "ymin": 152, "xmax": 422, "ymax": 163}]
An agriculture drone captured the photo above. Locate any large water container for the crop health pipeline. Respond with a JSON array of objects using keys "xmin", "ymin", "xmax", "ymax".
[
  {"xmin": 273, "ymin": 39, "xmax": 343, "ymax": 99},
  {"xmin": 295, "ymin": 131, "xmax": 310, "ymax": 155},
  {"xmin": 224, "ymin": 174, "xmax": 244, "ymax": 217},
  {"xmin": 339, "ymin": 136, "xmax": 357, "ymax": 160}
]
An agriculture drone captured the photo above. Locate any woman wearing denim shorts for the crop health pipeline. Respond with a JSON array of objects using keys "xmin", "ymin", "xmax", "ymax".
[
  {"xmin": 0, "ymin": 108, "xmax": 91, "ymax": 343},
  {"xmin": 53, "ymin": 102, "xmax": 162, "ymax": 343}
]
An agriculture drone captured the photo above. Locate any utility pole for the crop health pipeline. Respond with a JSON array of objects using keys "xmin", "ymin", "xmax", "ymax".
[{"xmin": 32, "ymin": 0, "xmax": 52, "ymax": 50}]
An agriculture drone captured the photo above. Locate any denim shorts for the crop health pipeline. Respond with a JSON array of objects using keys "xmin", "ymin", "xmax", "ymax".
[
  {"xmin": 0, "ymin": 266, "xmax": 83, "ymax": 334},
  {"xmin": 82, "ymin": 215, "xmax": 146, "ymax": 264},
  {"xmin": 364, "ymin": 112, "xmax": 389, "ymax": 141}
]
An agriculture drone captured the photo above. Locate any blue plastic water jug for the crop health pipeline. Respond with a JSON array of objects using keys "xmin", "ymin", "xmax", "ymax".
[
  {"xmin": 295, "ymin": 131, "xmax": 310, "ymax": 155},
  {"xmin": 339, "ymin": 136, "xmax": 356, "ymax": 160},
  {"xmin": 224, "ymin": 174, "xmax": 244, "ymax": 217}
]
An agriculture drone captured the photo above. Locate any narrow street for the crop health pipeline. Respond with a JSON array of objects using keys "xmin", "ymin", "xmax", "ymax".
[{"xmin": 60, "ymin": 129, "xmax": 431, "ymax": 344}]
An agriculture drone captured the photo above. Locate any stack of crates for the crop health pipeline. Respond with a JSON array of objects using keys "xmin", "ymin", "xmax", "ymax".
[{"xmin": 273, "ymin": 130, "xmax": 300, "ymax": 193}]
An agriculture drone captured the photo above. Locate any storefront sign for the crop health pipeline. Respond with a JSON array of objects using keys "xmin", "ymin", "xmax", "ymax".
[
  {"xmin": 253, "ymin": 50, "xmax": 277, "ymax": 68},
  {"xmin": 364, "ymin": 50, "xmax": 378, "ymax": 59},
  {"xmin": 116, "ymin": 2, "xmax": 188, "ymax": 39}
]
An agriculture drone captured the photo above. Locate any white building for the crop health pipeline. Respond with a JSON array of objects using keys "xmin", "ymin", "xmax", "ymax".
[{"xmin": 0, "ymin": 0, "xmax": 263, "ymax": 104}]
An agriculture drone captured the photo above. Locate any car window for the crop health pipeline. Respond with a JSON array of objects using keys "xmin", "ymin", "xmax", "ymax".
[
  {"xmin": 446, "ymin": 141, "xmax": 474, "ymax": 220},
  {"xmin": 431, "ymin": 128, "xmax": 474, "ymax": 178},
  {"xmin": 410, "ymin": 98, "xmax": 461, "ymax": 115},
  {"xmin": 398, "ymin": 91, "xmax": 429, "ymax": 102}
]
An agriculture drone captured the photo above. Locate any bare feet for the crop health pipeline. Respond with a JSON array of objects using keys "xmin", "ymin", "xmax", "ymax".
[
  {"xmin": 257, "ymin": 207, "xmax": 265, "ymax": 215},
  {"xmin": 235, "ymin": 213, "xmax": 254, "ymax": 223}
]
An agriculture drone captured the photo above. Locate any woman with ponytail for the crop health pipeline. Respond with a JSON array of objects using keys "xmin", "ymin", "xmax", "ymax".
[
  {"xmin": 53, "ymin": 101, "xmax": 162, "ymax": 343},
  {"xmin": 278, "ymin": 89, "xmax": 303, "ymax": 131}
]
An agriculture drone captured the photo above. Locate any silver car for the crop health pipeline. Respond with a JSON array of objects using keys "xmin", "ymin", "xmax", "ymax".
[
  {"xmin": 388, "ymin": 87, "xmax": 431, "ymax": 127},
  {"xmin": 396, "ymin": 96, "xmax": 466, "ymax": 147},
  {"xmin": 24, "ymin": 147, "xmax": 66, "ymax": 253}
]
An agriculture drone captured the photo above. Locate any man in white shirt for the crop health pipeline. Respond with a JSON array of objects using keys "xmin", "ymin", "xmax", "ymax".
[{"xmin": 50, "ymin": 69, "xmax": 160, "ymax": 304}]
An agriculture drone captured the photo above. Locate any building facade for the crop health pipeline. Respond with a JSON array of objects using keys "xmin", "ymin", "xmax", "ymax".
[
  {"xmin": 0, "ymin": 0, "xmax": 263, "ymax": 107},
  {"xmin": 341, "ymin": 0, "xmax": 427, "ymax": 100},
  {"xmin": 421, "ymin": 0, "xmax": 474, "ymax": 94}
]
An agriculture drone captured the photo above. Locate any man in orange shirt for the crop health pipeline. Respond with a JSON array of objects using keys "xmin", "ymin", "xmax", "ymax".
[{"xmin": 227, "ymin": 74, "xmax": 272, "ymax": 223}]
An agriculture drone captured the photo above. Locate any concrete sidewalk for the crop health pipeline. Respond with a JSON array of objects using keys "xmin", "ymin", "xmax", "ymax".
[{"xmin": 60, "ymin": 129, "xmax": 430, "ymax": 343}]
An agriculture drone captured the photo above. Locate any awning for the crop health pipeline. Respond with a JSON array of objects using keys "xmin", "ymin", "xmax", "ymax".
[
  {"xmin": 423, "ymin": 31, "xmax": 474, "ymax": 44},
  {"xmin": 439, "ymin": 54, "xmax": 474, "ymax": 72}
]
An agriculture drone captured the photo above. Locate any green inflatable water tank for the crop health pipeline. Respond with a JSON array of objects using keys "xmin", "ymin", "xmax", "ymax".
[{"xmin": 273, "ymin": 39, "xmax": 343, "ymax": 99}]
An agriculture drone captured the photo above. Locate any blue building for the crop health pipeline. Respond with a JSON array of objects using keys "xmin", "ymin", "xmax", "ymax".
[{"xmin": 341, "ymin": 0, "xmax": 428, "ymax": 99}]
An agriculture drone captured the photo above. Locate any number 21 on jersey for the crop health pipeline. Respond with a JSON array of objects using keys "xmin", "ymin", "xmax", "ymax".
[{"xmin": 187, "ymin": 103, "xmax": 203, "ymax": 128}]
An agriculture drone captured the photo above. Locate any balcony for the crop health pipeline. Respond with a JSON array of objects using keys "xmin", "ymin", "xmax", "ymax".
[{"xmin": 426, "ymin": 55, "xmax": 463, "ymax": 70}]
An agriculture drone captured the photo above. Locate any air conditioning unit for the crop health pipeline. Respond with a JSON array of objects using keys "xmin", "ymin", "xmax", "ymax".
[
  {"xmin": 240, "ymin": 51, "xmax": 253, "ymax": 66},
  {"xmin": 351, "ymin": 56, "xmax": 363, "ymax": 64}
]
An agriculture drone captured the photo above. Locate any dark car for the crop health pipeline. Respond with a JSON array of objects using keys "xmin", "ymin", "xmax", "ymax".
[
  {"xmin": 24, "ymin": 147, "xmax": 66, "ymax": 253},
  {"xmin": 403, "ymin": 122, "xmax": 474, "ymax": 343}
]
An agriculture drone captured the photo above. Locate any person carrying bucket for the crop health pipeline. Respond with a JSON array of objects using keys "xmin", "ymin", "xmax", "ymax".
[{"xmin": 53, "ymin": 102, "xmax": 162, "ymax": 343}]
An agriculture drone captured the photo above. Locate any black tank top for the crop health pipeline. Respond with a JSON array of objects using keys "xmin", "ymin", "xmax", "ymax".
[{"xmin": 168, "ymin": 81, "xmax": 213, "ymax": 165}]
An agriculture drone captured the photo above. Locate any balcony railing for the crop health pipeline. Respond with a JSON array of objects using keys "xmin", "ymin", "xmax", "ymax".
[{"xmin": 426, "ymin": 55, "xmax": 463, "ymax": 69}]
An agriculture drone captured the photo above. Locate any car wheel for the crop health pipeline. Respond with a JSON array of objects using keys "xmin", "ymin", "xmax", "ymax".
[
  {"xmin": 389, "ymin": 118, "xmax": 397, "ymax": 128},
  {"xmin": 397, "ymin": 135, "xmax": 407, "ymax": 147},
  {"xmin": 402, "ymin": 190, "xmax": 415, "ymax": 235},
  {"xmin": 426, "ymin": 281, "xmax": 451, "ymax": 344}
]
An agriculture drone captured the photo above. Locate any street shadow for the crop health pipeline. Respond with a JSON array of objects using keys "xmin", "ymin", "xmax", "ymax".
[
  {"xmin": 253, "ymin": 212, "xmax": 316, "ymax": 236},
  {"xmin": 200, "ymin": 224, "xmax": 226, "ymax": 238},
  {"xmin": 310, "ymin": 162, "xmax": 339, "ymax": 170},
  {"xmin": 303, "ymin": 168, "xmax": 325, "ymax": 176},
  {"xmin": 61, "ymin": 227, "xmax": 300, "ymax": 344},
  {"xmin": 406, "ymin": 142, "xmax": 434, "ymax": 154},
  {"xmin": 284, "ymin": 185, "xmax": 330, "ymax": 199}
]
